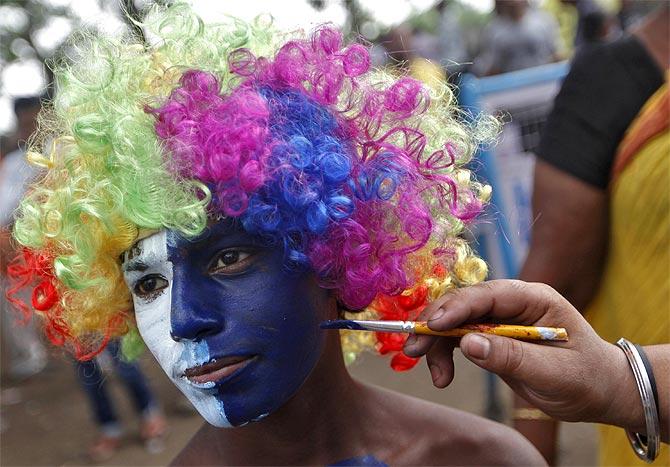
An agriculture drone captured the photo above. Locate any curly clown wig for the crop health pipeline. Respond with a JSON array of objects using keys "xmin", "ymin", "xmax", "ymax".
[{"xmin": 7, "ymin": 4, "xmax": 497, "ymax": 370}]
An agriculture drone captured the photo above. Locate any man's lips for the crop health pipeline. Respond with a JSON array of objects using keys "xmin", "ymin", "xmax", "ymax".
[{"xmin": 184, "ymin": 355, "xmax": 255, "ymax": 384}]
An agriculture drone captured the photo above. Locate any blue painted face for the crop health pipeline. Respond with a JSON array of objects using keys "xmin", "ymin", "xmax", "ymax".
[{"xmin": 123, "ymin": 220, "xmax": 332, "ymax": 427}]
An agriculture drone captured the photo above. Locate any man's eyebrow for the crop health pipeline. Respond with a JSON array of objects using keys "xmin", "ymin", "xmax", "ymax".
[{"xmin": 123, "ymin": 259, "xmax": 149, "ymax": 273}]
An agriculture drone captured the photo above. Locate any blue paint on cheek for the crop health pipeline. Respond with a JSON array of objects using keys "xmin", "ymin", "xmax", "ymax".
[{"xmin": 217, "ymin": 257, "xmax": 327, "ymax": 426}]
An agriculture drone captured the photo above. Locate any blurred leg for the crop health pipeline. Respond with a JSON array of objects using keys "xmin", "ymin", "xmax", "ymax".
[
  {"xmin": 107, "ymin": 341, "xmax": 167, "ymax": 450},
  {"xmin": 74, "ymin": 357, "xmax": 121, "ymax": 436},
  {"xmin": 107, "ymin": 341, "xmax": 155, "ymax": 415},
  {"xmin": 75, "ymin": 355, "xmax": 123, "ymax": 462}
]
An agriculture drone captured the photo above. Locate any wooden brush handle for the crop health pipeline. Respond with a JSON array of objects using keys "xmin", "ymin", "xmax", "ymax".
[{"xmin": 413, "ymin": 322, "xmax": 568, "ymax": 341}]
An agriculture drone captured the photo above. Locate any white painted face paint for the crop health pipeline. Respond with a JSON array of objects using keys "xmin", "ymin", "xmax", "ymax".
[{"xmin": 122, "ymin": 230, "xmax": 232, "ymax": 427}]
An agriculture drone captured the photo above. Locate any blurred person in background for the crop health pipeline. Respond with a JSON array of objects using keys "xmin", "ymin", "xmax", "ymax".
[
  {"xmin": 436, "ymin": 0, "xmax": 469, "ymax": 79},
  {"xmin": 380, "ymin": 24, "xmax": 447, "ymax": 93},
  {"xmin": 379, "ymin": 0, "xmax": 469, "ymax": 81},
  {"xmin": 572, "ymin": 8, "xmax": 618, "ymax": 59},
  {"xmin": 515, "ymin": 2, "xmax": 668, "ymax": 465},
  {"xmin": 559, "ymin": 0, "xmax": 616, "ymax": 48},
  {"xmin": 580, "ymin": 9, "xmax": 615, "ymax": 45},
  {"xmin": 0, "ymin": 96, "xmax": 47, "ymax": 381},
  {"xmin": 75, "ymin": 340, "xmax": 168, "ymax": 462},
  {"xmin": 473, "ymin": 0, "xmax": 560, "ymax": 76}
]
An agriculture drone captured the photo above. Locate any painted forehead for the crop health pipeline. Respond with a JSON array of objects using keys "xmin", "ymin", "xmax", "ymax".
[{"xmin": 122, "ymin": 230, "xmax": 169, "ymax": 276}]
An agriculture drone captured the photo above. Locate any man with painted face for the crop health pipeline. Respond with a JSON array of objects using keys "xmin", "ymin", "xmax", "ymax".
[
  {"xmin": 124, "ymin": 222, "xmax": 329, "ymax": 429},
  {"xmin": 7, "ymin": 5, "xmax": 544, "ymax": 465}
]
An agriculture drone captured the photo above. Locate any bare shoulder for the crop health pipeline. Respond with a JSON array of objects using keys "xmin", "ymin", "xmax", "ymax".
[{"xmin": 367, "ymin": 386, "xmax": 546, "ymax": 466}]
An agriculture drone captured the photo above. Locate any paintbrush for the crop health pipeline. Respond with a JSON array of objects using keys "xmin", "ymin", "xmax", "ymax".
[{"xmin": 321, "ymin": 319, "xmax": 568, "ymax": 341}]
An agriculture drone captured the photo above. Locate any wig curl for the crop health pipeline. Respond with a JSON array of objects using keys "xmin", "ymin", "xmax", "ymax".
[{"xmin": 8, "ymin": 4, "xmax": 497, "ymax": 368}]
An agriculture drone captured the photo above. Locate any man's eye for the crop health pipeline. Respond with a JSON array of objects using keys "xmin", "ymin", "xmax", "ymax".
[
  {"xmin": 209, "ymin": 249, "xmax": 253, "ymax": 275},
  {"xmin": 134, "ymin": 275, "xmax": 169, "ymax": 297}
]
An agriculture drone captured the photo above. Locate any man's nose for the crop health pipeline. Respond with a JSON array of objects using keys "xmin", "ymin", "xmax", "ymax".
[{"xmin": 169, "ymin": 273, "xmax": 224, "ymax": 342}]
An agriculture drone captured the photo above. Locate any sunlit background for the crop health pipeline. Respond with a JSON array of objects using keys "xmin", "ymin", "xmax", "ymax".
[{"xmin": 0, "ymin": 0, "xmax": 499, "ymax": 134}]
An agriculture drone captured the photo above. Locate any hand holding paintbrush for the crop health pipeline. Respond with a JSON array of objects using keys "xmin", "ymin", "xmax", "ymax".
[{"xmin": 397, "ymin": 280, "xmax": 649, "ymax": 432}]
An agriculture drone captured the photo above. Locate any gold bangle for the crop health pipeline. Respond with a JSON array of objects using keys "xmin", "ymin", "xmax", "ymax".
[{"xmin": 513, "ymin": 408, "xmax": 553, "ymax": 421}]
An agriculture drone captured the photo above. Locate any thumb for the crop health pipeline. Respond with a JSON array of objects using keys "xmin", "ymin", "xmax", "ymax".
[{"xmin": 460, "ymin": 333, "xmax": 530, "ymax": 378}]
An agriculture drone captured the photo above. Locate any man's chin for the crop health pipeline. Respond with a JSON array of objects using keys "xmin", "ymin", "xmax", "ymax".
[
  {"xmin": 177, "ymin": 384, "xmax": 233, "ymax": 428},
  {"xmin": 201, "ymin": 408, "xmax": 272, "ymax": 428}
]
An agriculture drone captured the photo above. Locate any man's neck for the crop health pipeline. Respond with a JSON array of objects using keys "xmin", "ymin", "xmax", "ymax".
[{"xmin": 201, "ymin": 335, "xmax": 374, "ymax": 465}]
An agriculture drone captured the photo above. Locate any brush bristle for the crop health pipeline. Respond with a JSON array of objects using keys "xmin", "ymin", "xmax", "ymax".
[{"xmin": 319, "ymin": 320, "xmax": 367, "ymax": 330}]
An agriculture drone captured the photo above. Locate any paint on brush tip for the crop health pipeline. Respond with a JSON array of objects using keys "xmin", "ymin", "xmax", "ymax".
[
  {"xmin": 320, "ymin": 320, "xmax": 367, "ymax": 331},
  {"xmin": 538, "ymin": 327, "xmax": 559, "ymax": 340}
]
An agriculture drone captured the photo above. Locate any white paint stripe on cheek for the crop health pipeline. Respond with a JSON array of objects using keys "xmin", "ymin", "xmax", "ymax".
[{"xmin": 129, "ymin": 231, "xmax": 230, "ymax": 427}]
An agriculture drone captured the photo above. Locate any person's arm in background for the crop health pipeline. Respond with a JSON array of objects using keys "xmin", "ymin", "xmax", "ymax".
[
  {"xmin": 403, "ymin": 280, "xmax": 669, "ymax": 443},
  {"xmin": 512, "ymin": 159, "xmax": 609, "ymax": 464},
  {"xmin": 520, "ymin": 160, "xmax": 609, "ymax": 310}
]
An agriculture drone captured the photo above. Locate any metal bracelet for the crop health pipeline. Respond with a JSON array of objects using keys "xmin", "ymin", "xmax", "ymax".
[{"xmin": 616, "ymin": 338, "xmax": 660, "ymax": 463}]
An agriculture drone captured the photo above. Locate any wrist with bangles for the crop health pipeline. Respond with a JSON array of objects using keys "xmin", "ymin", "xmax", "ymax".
[{"xmin": 616, "ymin": 338, "xmax": 660, "ymax": 463}]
